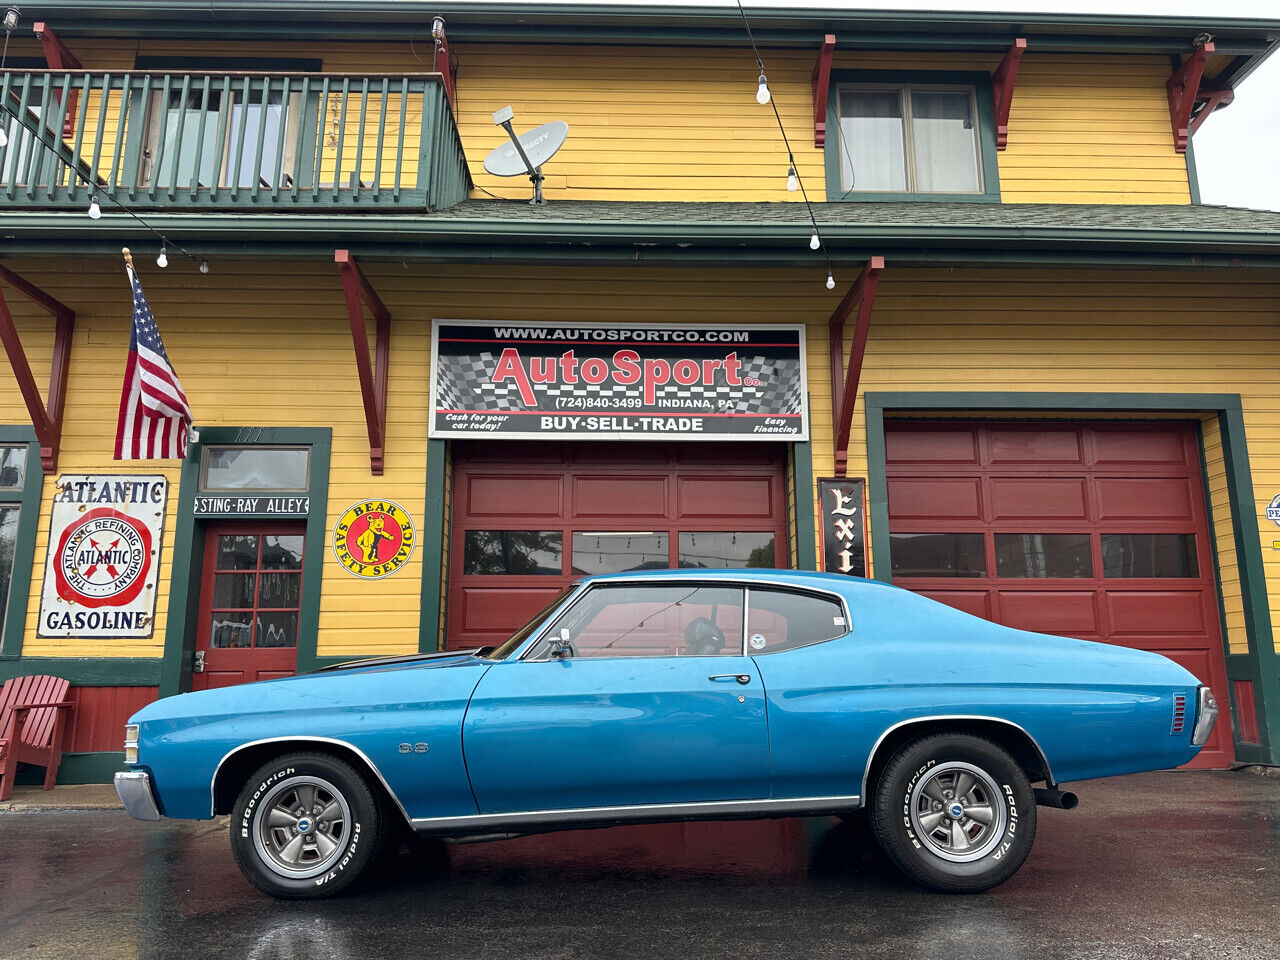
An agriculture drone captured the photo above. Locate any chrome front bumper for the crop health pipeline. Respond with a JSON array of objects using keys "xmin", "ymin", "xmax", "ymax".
[
  {"xmin": 114, "ymin": 771, "xmax": 161, "ymax": 821},
  {"xmin": 1191, "ymin": 685, "xmax": 1219, "ymax": 747}
]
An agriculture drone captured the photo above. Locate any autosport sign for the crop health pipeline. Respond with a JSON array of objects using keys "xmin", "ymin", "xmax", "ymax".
[
  {"xmin": 37, "ymin": 475, "xmax": 167, "ymax": 639},
  {"xmin": 429, "ymin": 321, "xmax": 808, "ymax": 440}
]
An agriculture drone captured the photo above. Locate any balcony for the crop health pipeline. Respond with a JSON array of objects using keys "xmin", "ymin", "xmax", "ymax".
[{"xmin": 0, "ymin": 70, "xmax": 471, "ymax": 213}]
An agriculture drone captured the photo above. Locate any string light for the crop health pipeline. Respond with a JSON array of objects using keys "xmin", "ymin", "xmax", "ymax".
[
  {"xmin": 156, "ymin": 245, "xmax": 168, "ymax": 269},
  {"xmin": 735, "ymin": 0, "xmax": 835, "ymax": 290},
  {"xmin": 199, "ymin": 259, "xmax": 209, "ymax": 274},
  {"xmin": 87, "ymin": 194, "xmax": 101, "ymax": 219},
  {"xmin": 755, "ymin": 73, "xmax": 771, "ymax": 105}
]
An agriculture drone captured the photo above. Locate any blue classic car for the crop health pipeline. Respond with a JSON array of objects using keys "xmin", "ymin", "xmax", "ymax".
[{"xmin": 115, "ymin": 569, "xmax": 1217, "ymax": 897}]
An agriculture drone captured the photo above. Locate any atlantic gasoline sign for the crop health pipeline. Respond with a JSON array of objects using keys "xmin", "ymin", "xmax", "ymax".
[
  {"xmin": 37, "ymin": 475, "xmax": 167, "ymax": 638},
  {"xmin": 429, "ymin": 321, "xmax": 809, "ymax": 440},
  {"xmin": 333, "ymin": 500, "xmax": 416, "ymax": 579}
]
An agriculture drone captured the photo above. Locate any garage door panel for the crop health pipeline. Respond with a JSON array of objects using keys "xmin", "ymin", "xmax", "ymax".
[
  {"xmin": 915, "ymin": 590, "xmax": 992, "ymax": 621},
  {"xmin": 1107, "ymin": 590, "xmax": 1207, "ymax": 635},
  {"xmin": 996, "ymin": 590, "xmax": 1100, "ymax": 637},
  {"xmin": 467, "ymin": 475, "xmax": 562, "ymax": 518},
  {"xmin": 679, "ymin": 477, "xmax": 775, "ymax": 518},
  {"xmin": 987, "ymin": 428, "xmax": 1084, "ymax": 465},
  {"xmin": 573, "ymin": 476, "xmax": 668, "ymax": 519},
  {"xmin": 888, "ymin": 478, "xmax": 982, "ymax": 521},
  {"xmin": 885, "ymin": 426, "xmax": 978, "ymax": 464},
  {"xmin": 989, "ymin": 478, "xmax": 1088, "ymax": 521},
  {"xmin": 459, "ymin": 586, "xmax": 565, "ymax": 633},
  {"xmin": 1095, "ymin": 477, "xmax": 1195, "ymax": 521},
  {"xmin": 1091, "ymin": 429, "xmax": 1187, "ymax": 466}
]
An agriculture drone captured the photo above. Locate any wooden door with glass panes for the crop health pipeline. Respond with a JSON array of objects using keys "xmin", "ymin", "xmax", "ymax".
[{"xmin": 194, "ymin": 522, "xmax": 305, "ymax": 689}]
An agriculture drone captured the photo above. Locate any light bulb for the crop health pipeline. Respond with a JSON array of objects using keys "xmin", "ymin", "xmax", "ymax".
[
  {"xmin": 810, "ymin": 230, "xmax": 820, "ymax": 251},
  {"xmin": 756, "ymin": 73, "xmax": 771, "ymax": 105},
  {"xmin": 87, "ymin": 194, "xmax": 101, "ymax": 219},
  {"xmin": 0, "ymin": 126, "xmax": 7, "ymax": 149},
  {"xmin": 826, "ymin": 271, "xmax": 836, "ymax": 290},
  {"xmin": 199, "ymin": 259, "xmax": 209, "ymax": 274},
  {"xmin": 786, "ymin": 166, "xmax": 798, "ymax": 192},
  {"xmin": 156, "ymin": 246, "xmax": 168, "ymax": 269}
]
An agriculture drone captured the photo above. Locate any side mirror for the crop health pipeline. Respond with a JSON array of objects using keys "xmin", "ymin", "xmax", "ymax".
[{"xmin": 548, "ymin": 627, "xmax": 572, "ymax": 659}]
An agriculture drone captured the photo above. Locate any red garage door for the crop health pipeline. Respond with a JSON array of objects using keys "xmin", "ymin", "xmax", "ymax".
[
  {"xmin": 885, "ymin": 420, "xmax": 1232, "ymax": 768},
  {"xmin": 447, "ymin": 441, "xmax": 787, "ymax": 651}
]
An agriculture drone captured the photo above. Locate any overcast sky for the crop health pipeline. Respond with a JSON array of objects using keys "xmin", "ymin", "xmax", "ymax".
[{"xmin": 509, "ymin": 1, "xmax": 1280, "ymax": 210}]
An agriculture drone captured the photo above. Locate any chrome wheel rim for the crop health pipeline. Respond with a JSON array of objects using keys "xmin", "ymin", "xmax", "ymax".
[
  {"xmin": 908, "ymin": 761, "xmax": 1007, "ymax": 863},
  {"xmin": 252, "ymin": 775, "xmax": 352, "ymax": 879}
]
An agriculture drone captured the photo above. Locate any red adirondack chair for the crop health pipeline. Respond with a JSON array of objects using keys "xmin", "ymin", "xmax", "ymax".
[{"xmin": 0, "ymin": 675, "xmax": 74, "ymax": 801}]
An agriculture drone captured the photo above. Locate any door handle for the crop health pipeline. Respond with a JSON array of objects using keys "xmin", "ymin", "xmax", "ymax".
[
  {"xmin": 193, "ymin": 650, "xmax": 206, "ymax": 673},
  {"xmin": 708, "ymin": 674, "xmax": 751, "ymax": 685}
]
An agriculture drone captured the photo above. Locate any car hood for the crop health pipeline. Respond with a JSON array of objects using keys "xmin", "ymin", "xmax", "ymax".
[{"xmin": 131, "ymin": 650, "xmax": 489, "ymax": 724}]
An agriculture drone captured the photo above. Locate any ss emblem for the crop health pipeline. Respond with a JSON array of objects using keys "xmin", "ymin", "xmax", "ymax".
[{"xmin": 398, "ymin": 742, "xmax": 429, "ymax": 754}]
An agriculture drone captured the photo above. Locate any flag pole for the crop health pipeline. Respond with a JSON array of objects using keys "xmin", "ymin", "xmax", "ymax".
[{"xmin": 121, "ymin": 247, "xmax": 134, "ymax": 270}]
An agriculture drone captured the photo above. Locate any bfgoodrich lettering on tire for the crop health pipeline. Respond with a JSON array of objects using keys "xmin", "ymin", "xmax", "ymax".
[
  {"xmin": 871, "ymin": 733, "xmax": 1036, "ymax": 893},
  {"xmin": 230, "ymin": 752, "xmax": 384, "ymax": 899}
]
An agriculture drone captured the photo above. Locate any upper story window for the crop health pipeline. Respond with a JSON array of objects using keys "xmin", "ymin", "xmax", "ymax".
[
  {"xmin": 826, "ymin": 72, "xmax": 999, "ymax": 202},
  {"xmin": 838, "ymin": 85, "xmax": 984, "ymax": 195}
]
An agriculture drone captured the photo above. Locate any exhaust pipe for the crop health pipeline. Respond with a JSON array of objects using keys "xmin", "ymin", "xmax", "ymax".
[{"xmin": 1034, "ymin": 787, "xmax": 1079, "ymax": 809}]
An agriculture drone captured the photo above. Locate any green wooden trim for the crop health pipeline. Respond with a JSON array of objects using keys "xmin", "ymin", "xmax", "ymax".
[
  {"xmin": 790, "ymin": 441, "xmax": 817, "ymax": 571},
  {"xmin": 418, "ymin": 439, "xmax": 448, "ymax": 653},
  {"xmin": 0, "ymin": 428, "xmax": 43, "ymax": 659},
  {"xmin": 863, "ymin": 391, "xmax": 1280, "ymax": 764},
  {"xmin": 160, "ymin": 427, "xmax": 331, "ymax": 697},
  {"xmin": 1186, "ymin": 137, "xmax": 1203, "ymax": 205},
  {"xmin": 0, "ymin": 657, "xmax": 162, "ymax": 685},
  {"xmin": 133, "ymin": 56, "xmax": 323, "ymax": 71},
  {"xmin": 10, "ymin": 750, "xmax": 124, "ymax": 786},
  {"xmin": 824, "ymin": 70, "xmax": 1000, "ymax": 204}
]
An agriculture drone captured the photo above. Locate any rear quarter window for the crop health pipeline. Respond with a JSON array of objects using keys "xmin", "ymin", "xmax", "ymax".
[{"xmin": 746, "ymin": 588, "xmax": 848, "ymax": 654}]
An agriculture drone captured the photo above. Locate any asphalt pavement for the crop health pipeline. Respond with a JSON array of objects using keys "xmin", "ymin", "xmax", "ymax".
[{"xmin": 0, "ymin": 770, "xmax": 1276, "ymax": 960}]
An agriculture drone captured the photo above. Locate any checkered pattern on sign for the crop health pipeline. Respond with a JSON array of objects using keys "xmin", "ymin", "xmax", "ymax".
[{"xmin": 435, "ymin": 352, "xmax": 802, "ymax": 415}]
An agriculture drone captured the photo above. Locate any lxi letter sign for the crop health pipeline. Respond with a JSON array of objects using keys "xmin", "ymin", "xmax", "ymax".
[
  {"xmin": 819, "ymin": 478, "xmax": 867, "ymax": 578},
  {"xmin": 429, "ymin": 321, "xmax": 808, "ymax": 440}
]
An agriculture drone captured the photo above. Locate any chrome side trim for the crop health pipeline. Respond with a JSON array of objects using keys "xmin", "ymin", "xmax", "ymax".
[
  {"xmin": 115, "ymin": 771, "xmax": 161, "ymax": 821},
  {"xmin": 859, "ymin": 714, "xmax": 1056, "ymax": 803},
  {"xmin": 210, "ymin": 735, "xmax": 412, "ymax": 825},
  {"xmin": 409, "ymin": 794, "xmax": 862, "ymax": 832}
]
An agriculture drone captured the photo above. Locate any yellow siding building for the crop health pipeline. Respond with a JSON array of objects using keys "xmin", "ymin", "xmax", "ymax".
[{"xmin": 1, "ymin": 4, "xmax": 1279, "ymax": 781}]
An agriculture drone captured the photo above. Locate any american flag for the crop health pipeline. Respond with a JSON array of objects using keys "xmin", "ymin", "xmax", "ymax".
[{"xmin": 114, "ymin": 263, "xmax": 193, "ymax": 460}]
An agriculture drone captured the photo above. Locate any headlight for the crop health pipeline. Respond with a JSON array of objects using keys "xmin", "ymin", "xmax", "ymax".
[{"xmin": 124, "ymin": 724, "xmax": 140, "ymax": 764}]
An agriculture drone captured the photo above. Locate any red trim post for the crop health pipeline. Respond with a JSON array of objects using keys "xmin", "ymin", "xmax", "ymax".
[
  {"xmin": 828, "ymin": 257, "xmax": 885, "ymax": 477},
  {"xmin": 1189, "ymin": 86, "xmax": 1234, "ymax": 138},
  {"xmin": 33, "ymin": 22, "xmax": 83, "ymax": 137},
  {"xmin": 432, "ymin": 24, "xmax": 458, "ymax": 109},
  {"xmin": 812, "ymin": 34, "xmax": 836, "ymax": 148},
  {"xmin": 335, "ymin": 250, "xmax": 391, "ymax": 475},
  {"xmin": 1167, "ymin": 40, "xmax": 1214, "ymax": 153},
  {"xmin": 991, "ymin": 37, "xmax": 1027, "ymax": 150},
  {"xmin": 0, "ymin": 264, "xmax": 76, "ymax": 474}
]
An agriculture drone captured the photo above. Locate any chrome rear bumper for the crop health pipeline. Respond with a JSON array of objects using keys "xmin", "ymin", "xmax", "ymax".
[{"xmin": 114, "ymin": 771, "xmax": 161, "ymax": 821}]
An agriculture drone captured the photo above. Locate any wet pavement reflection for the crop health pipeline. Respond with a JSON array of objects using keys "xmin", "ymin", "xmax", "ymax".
[{"xmin": 0, "ymin": 771, "xmax": 1276, "ymax": 960}]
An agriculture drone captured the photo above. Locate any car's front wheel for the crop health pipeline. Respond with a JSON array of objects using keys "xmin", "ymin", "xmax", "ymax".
[
  {"xmin": 870, "ymin": 733, "xmax": 1036, "ymax": 893},
  {"xmin": 230, "ymin": 751, "xmax": 384, "ymax": 899}
]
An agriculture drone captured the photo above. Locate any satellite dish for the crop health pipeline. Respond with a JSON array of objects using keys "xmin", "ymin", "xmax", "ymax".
[
  {"xmin": 484, "ymin": 120, "xmax": 569, "ymax": 177},
  {"xmin": 483, "ymin": 108, "xmax": 568, "ymax": 204}
]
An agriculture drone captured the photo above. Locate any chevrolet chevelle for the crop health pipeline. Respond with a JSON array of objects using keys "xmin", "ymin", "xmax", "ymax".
[{"xmin": 115, "ymin": 569, "xmax": 1217, "ymax": 898}]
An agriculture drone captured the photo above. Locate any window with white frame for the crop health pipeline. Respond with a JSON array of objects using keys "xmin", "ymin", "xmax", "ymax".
[{"xmin": 836, "ymin": 84, "xmax": 984, "ymax": 195}]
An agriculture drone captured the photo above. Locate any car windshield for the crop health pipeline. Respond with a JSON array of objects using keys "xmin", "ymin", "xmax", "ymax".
[{"xmin": 484, "ymin": 586, "xmax": 578, "ymax": 660}]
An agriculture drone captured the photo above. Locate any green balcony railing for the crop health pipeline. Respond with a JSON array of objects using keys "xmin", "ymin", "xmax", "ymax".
[{"xmin": 0, "ymin": 70, "xmax": 471, "ymax": 212}]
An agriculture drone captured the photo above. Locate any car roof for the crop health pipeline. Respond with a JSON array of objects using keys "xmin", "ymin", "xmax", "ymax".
[{"xmin": 576, "ymin": 568, "xmax": 883, "ymax": 594}]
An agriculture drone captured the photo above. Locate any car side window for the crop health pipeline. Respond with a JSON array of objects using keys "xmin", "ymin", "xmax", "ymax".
[
  {"xmin": 529, "ymin": 584, "xmax": 743, "ymax": 660},
  {"xmin": 746, "ymin": 588, "xmax": 848, "ymax": 654}
]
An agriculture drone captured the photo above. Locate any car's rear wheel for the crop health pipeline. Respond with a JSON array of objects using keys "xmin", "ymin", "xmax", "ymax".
[
  {"xmin": 870, "ymin": 733, "xmax": 1036, "ymax": 893},
  {"xmin": 230, "ymin": 751, "xmax": 384, "ymax": 899}
]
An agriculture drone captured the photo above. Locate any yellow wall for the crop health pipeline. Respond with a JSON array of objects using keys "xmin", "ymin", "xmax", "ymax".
[
  {"xmin": 3, "ymin": 38, "xmax": 1190, "ymax": 203},
  {"xmin": 3, "ymin": 260, "xmax": 1278, "ymax": 663}
]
